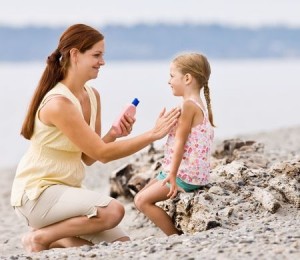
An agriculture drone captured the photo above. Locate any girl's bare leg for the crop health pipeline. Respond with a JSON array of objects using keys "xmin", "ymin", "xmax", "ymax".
[
  {"xmin": 134, "ymin": 180, "xmax": 180, "ymax": 236},
  {"xmin": 22, "ymin": 200, "xmax": 125, "ymax": 252}
]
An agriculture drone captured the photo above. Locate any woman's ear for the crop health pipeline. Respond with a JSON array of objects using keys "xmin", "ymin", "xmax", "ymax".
[{"xmin": 69, "ymin": 48, "xmax": 79, "ymax": 63}]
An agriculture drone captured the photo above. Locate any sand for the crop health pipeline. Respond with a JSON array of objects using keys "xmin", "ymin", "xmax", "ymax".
[{"xmin": 0, "ymin": 126, "xmax": 299, "ymax": 259}]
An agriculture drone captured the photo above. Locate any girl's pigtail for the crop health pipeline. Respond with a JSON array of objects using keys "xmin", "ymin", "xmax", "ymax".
[{"xmin": 203, "ymin": 82, "xmax": 215, "ymax": 127}]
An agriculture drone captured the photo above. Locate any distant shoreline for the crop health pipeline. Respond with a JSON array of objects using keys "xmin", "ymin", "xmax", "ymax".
[{"xmin": 1, "ymin": 23, "xmax": 300, "ymax": 61}]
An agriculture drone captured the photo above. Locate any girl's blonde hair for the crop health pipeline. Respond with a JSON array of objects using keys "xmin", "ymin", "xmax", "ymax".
[{"xmin": 173, "ymin": 52, "xmax": 215, "ymax": 127}]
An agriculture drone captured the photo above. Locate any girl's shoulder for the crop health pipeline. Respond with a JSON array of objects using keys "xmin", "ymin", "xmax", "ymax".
[
  {"xmin": 181, "ymin": 99, "xmax": 199, "ymax": 114},
  {"xmin": 184, "ymin": 98, "xmax": 205, "ymax": 109},
  {"xmin": 182, "ymin": 98, "xmax": 206, "ymax": 115},
  {"xmin": 182, "ymin": 98, "xmax": 199, "ymax": 107}
]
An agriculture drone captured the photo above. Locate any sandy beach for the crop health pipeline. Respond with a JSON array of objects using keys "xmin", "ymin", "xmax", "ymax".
[{"xmin": 0, "ymin": 125, "xmax": 299, "ymax": 259}]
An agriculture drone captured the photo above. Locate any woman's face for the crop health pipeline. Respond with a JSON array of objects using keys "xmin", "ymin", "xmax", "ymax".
[
  {"xmin": 168, "ymin": 62, "xmax": 185, "ymax": 96},
  {"xmin": 77, "ymin": 40, "xmax": 105, "ymax": 80}
]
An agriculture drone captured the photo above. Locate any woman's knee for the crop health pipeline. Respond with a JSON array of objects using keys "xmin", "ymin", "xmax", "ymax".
[
  {"xmin": 113, "ymin": 200, "xmax": 125, "ymax": 220},
  {"xmin": 98, "ymin": 200, "xmax": 125, "ymax": 229}
]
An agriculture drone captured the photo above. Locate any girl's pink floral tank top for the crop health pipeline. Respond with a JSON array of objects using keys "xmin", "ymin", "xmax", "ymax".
[{"xmin": 162, "ymin": 99, "xmax": 214, "ymax": 185}]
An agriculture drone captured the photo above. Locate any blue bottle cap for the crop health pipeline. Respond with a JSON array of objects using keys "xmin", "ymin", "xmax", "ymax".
[{"xmin": 132, "ymin": 98, "xmax": 140, "ymax": 106}]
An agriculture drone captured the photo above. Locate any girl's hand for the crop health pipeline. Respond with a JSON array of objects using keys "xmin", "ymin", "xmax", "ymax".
[
  {"xmin": 151, "ymin": 107, "xmax": 180, "ymax": 140},
  {"xmin": 162, "ymin": 174, "xmax": 184, "ymax": 199}
]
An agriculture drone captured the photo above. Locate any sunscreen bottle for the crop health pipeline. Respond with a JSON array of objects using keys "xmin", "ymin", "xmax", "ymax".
[{"xmin": 113, "ymin": 98, "xmax": 140, "ymax": 134}]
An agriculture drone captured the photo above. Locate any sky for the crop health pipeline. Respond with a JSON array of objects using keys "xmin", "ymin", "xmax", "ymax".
[{"xmin": 1, "ymin": 0, "xmax": 300, "ymax": 28}]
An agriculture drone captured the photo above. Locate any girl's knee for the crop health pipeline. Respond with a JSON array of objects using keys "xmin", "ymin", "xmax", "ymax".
[
  {"xmin": 134, "ymin": 192, "xmax": 147, "ymax": 212},
  {"xmin": 133, "ymin": 193, "xmax": 140, "ymax": 210}
]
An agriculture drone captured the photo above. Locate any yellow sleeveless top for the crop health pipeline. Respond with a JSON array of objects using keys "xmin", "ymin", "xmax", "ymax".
[{"xmin": 11, "ymin": 83, "xmax": 97, "ymax": 206}]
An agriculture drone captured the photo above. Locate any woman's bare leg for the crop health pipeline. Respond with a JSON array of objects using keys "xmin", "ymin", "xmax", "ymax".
[
  {"xmin": 49, "ymin": 237, "xmax": 93, "ymax": 249},
  {"xmin": 29, "ymin": 228, "xmax": 92, "ymax": 249},
  {"xmin": 49, "ymin": 234, "xmax": 130, "ymax": 249},
  {"xmin": 22, "ymin": 200, "xmax": 125, "ymax": 252},
  {"xmin": 134, "ymin": 180, "xmax": 180, "ymax": 236}
]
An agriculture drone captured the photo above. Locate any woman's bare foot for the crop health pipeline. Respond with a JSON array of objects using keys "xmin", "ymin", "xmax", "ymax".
[
  {"xmin": 113, "ymin": 236, "xmax": 130, "ymax": 242},
  {"xmin": 21, "ymin": 232, "xmax": 48, "ymax": 253}
]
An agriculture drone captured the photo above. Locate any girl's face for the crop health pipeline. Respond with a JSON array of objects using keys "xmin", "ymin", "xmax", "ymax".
[
  {"xmin": 77, "ymin": 40, "xmax": 105, "ymax": 81},
  {"xmin": 168, "ymin": 62, "xmax": 185, "ymax": 96}
]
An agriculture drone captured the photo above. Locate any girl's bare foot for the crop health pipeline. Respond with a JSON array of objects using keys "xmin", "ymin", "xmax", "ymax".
[{"xmin": 21, "ymin": 232, "xmax": 48, "ymax": 253}]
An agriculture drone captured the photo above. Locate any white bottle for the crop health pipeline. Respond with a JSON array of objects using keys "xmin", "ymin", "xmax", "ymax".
[{"xmin": 113, "ymin": 98, "xmax": 140, "ymax": 134}]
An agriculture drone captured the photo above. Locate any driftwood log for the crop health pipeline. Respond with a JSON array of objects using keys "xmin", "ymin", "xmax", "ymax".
[
  {"xmin": 109, "ymin": 144, "xmax": 163, "ymax": 199},
  {"xmin": 109, "ymin": 164, "xmax": 135, "ymax": 199}
]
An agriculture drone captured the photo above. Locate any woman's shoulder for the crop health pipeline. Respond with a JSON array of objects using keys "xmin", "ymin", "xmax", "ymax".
[
  {"xmin": 86, "ymin": 85, "xmax": 100, "ymax": 99},
  {"xmin": 46, "ymin": 82, "xmax": 67, "ymax": 95},
  {"xmin": 40, "ymin": 83, "xmax": 79, "ymax": 111},
  {"xmin": 84, "ymin": 84, "xmax": 100, "ymax": 106}
]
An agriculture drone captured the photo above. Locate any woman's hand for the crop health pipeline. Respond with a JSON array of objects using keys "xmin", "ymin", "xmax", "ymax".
[
  {"xmin": 109, "ymin": 113, "xmax": 136, "ymax": 138},
  {"xmin": 151, "ymin": 107, "xmax": 180, "ymax": 140}
]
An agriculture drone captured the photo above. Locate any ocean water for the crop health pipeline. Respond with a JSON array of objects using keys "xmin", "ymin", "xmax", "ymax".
[{"xmin": 1, "ymin": 59, "xmax": 299, "ymax": 168}]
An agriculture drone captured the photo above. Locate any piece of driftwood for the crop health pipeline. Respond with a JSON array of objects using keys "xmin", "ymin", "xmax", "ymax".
[
  {"xmin": 109, "ymin": 144, "xmax": 164, "ymax": 199},
  {"xmin": 109, "ymin": 164, "xmax": 134, "ymax": 199},
  {"xmin": 127, "ymin": 172, "xmax": 152, "ymax": 196}
]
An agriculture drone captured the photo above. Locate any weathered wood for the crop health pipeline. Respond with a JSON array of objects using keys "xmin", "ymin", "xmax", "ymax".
[
  {"xmin": 109, "ymin": 144, "xmax": 164, "ymax": 199},
  {"xmin": 127, "ymin": 172, "xmax": 152, "ymax": 196},
  {"xmin": 109, "ymin": 164, "xmax": 134, "ymax": 199}
]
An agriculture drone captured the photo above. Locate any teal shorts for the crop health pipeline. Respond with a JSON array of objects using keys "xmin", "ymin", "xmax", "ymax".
[{"xmin": 156, "ymin": 171, "xmax": 200, "ymax": 192}]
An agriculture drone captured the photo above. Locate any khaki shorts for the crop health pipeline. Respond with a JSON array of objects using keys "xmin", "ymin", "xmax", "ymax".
[{"xmin": 14, "ymin": 184, "xmax": 127, "ymax": 244}]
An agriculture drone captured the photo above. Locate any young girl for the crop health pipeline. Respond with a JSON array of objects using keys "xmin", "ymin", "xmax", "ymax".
[{"xmin": 134, "ymin": 52, "xmax": 215, "ymax": 236}]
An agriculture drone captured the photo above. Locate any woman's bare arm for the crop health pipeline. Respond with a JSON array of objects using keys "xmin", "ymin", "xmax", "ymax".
[{"xmin": 40, "ymin": 96, "xmax": 180, "ymax": 163}]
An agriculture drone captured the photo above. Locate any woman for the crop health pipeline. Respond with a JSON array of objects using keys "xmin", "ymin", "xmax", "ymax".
[{"xmin": 11, "ymin": 24, "xmax": 179, "ymax": 252}]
